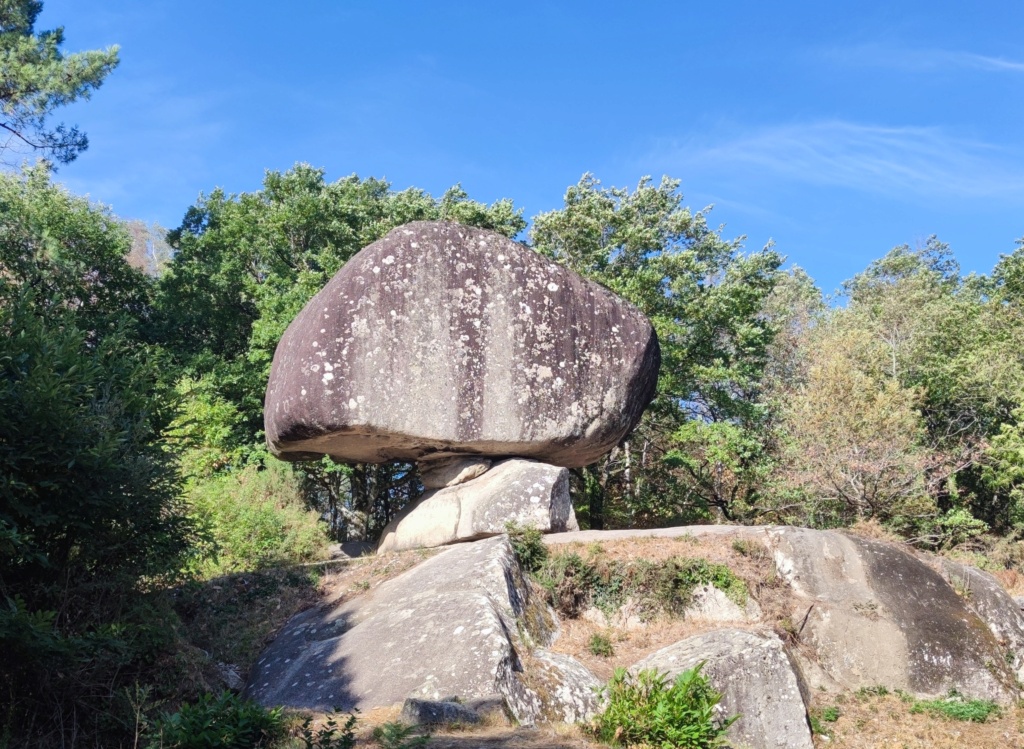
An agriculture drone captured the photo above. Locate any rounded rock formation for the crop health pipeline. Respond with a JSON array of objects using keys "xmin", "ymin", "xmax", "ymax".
[{"xmin": 264, "ymin": 220, "xmax": 660, "ymax": 468}]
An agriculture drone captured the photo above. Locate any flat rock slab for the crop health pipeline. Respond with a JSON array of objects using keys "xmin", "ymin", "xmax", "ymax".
[
  {"xmin": 377, "ymin": 459, "xmax": 578, "ymax": 553},
  {"xmin": 245, "ymin": 536, "xmax": 594, "ymax": 724},
  {"xmin": 634, "ymin": 629, "xmax": 813, "ymax": 749},
  {"xmin": 264, "ymin": 220, "xmax": 660, "ymax": 468}
]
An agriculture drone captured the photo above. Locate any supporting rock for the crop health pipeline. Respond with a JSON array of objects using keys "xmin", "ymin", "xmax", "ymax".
[{"xmin": 377, "ymin": 459, "xmax": 578, "ymax": 554}]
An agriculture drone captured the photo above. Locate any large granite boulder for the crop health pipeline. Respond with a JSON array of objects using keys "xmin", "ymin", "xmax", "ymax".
[
  {"xmin": 633, "ymin": 629, "xmax": 813, "ymax": 749},
  {"xmin": 245, "ymin": 536, "xmax": 596, "ymax": 723},
  {"xmin": 377, "ymin": 459, "xmax": 577, "ymax": 553},
  {"xmin": 264, "ymin": 221, "xmax": 660, "ymax": 468},
  {"xmin": 769, "ymin": 527, "xmax": 1020, "ymax": 703}
]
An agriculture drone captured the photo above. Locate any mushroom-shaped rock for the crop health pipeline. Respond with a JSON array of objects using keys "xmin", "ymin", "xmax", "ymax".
[{"xmin": 264, "ymin": 221, "xmax": 660, "ymax": 468}]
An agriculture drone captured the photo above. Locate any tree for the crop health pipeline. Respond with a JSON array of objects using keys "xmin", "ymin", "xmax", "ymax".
[
  {"xmin": 531, "ymin": 174, "xmax": 783, "ymax": 527},
  {"xmin": 0, "ymin": 1, "xmax": 119, "ymax": 164},
  {"xmin": 0, "ymin": 168, "xmax": 195, "ymax": 745}
]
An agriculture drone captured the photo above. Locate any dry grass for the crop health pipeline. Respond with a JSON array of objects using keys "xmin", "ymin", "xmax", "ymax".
[
  {"xmin": 319, "ymin": 547, "xmax": 439, "ymax": 606},
  {"xmin": 811, "ymin": 692, "xmax": 1024, "ymax": 749},
  {"xmin": 543, "ymin": 534, "xmax": 791, "ymax": 679}
]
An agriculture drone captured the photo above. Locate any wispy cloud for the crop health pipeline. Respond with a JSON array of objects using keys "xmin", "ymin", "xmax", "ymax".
[
  {"xmin": 652, "ymin": 121, "xmax": 1024, "ymax": 201},
  {"xmin": 820, "ymin": 43, "xmax": 1024, "ymax": 74}
]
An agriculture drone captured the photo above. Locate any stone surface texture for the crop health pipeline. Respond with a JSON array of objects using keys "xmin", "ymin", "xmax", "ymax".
[
  {"xmin": 546, "ymin": 525, "xmax": 1024, "ymax": 704},
  {"xmin": 245, "ymin": 536, "xmax": 592, "ymax": 723},
  {"xmin": 400, "ymin": 698, "xmax": 482, "ymax": 726},
  {"xmin": 264, "ymin": 220, "xmax": 660, "ymax": 468},
  {"xmin": 941, "ymin": 559, "xmax": 1024, "ymax": 683},
  {"xmin": 419, "ymin": 456, "xmax": 493, "ymax": 489},
  {"xmin": 769, "ymin": 526, "xmax": 1020, "ymax": 703},
  {"xmin": 377, "ymin": 459, "xmax": 577, "ymax": 553},
  {"xmin": 633, "ymin": 629, "xmax": 813, "ymax": 749}
]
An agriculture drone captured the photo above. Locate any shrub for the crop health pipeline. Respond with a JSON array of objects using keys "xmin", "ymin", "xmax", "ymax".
[
  {"xmin": 371, "ymin": 721, "xmax": 429, "ymax": 749},
  {"xmin": 534, "ymin": 550, "xmax": 748, "ymax": 620},
  {"xmin": 296, "ymin": 709, "xmax": 358, "ymax": 749},
  {"xmin": 148, "ymin": 691, "xmax": 284, "ymax": 748},
  {"xmin": 187, "ymin": 462, "xmax": 329, "ymax": 576},
  {"xmin": 594, "ymin": 665, "xmax": 736, "ymax": 748},
  {"xmin": 589, "ymin": 632, "xmax": 615, "ymax": 657}
]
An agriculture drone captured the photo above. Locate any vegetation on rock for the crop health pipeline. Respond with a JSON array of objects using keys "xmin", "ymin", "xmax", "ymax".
[{"xmin": 593, "ymin": 665, "xmax": 736, "ymax": 748}]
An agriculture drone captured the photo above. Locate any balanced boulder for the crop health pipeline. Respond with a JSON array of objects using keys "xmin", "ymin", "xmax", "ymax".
[{"xmin": 264, "ymin": 221, "xmax": 659, "ymax": 468}]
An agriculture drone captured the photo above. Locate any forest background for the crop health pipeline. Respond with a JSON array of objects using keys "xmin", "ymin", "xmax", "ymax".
[{"xmin": 3, "ymin": 2, "xmax": 1024, "ymax": 746}]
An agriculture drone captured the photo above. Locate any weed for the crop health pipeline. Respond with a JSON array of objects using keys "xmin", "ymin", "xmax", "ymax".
[
  {"xmin": 534, "ymin": 550, "xmax": 748, "ymax": 620},
  {"xmin": 593, "ymin": 665, "xmax": 736, "ymax": 748},
  {"xmin": 589, "ymin": 632, "xmax": 615, "ymax": 657},
  {"xmin": 909, "ymin": 693, "xmax": 1001, "ymax": 723},
  {"xmin": 505, "ymin": 522, "xmax": 549, "ymax": 573},
  {"xmin": 856, "ymin": 685, "xmax": 890, "ymax": 699},
  {"xmin": 296, "ymin": 709, "xmax": 358, "ymax": 749},
  {"xmin": 821, "ymin": 705, "xmax": 840, "ymax": 722},
  {"xmin": 371, "ymin": 721, "xmax": 430, "ymax": 749}
]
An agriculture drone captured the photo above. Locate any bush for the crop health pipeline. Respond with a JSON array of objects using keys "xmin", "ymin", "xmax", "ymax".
[
  {"xmin": 594, "ymin": 665, "xmax": 736, "ymax": 748},
  {"xmin": 534, "ymin": 550, "xmax": 748, "ymax": 621},
  {"xmin": 589, "ymin": 632, "xmax": 615, "ymax": 657},
  {"xmin": 187, "ymin": 462, "xmax": 329, "ymax": 576},
  {"xmin": 148, "ymin": 691, "xmax": 284, "ymax": 748},
  {"xmin": 371, "ymin": 721, "xmax": 429, "ymax": 749},
  {"xmin": 296, "ymin": 709, "xmax": 358, "ymax": 749}
]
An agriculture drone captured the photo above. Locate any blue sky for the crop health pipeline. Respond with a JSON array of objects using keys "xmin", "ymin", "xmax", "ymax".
[{"xmin": 38, "ymin": 1, "xmax": 1024, "ymax": 294}]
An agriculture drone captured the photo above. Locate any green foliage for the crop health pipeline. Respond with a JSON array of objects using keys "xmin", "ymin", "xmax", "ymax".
[
  {"xmin": 0, "ymin": 1, "xmax": 119, "ymax": 163},
  {"xmin": 588, "ymin": 632, "xmax": 615, "ymax": 657},
  {"xmin": 296, "ymin": 710, "xmax": 357, "ymax": 749},
  {"xmin": 907, "ymin": 693, "xmax": 1001, "ymax": 723},
  {"xmin": 532, "ymin": 174, "xmax": 784, "ymax": 527},
  {"xmin": 820, "ymin": 705, "xmax": 840, "ymax": 722},
  {"xmin": 534, "ymin": 550, "xmax": 747, "ymax": 620},
  {"xmin": 505, "ymin": 521, "xmax": 549, "ymax": 573},
  {"xmin": 0, "ymin": 168, "xmax": 196, "ymax": 747},
  {"xmin": 148, "ymin": 691, "xmax": 284, "ymax": 749},
  {"xmin": 594, "ymin": 665, "xmax": 736, "ymax": 748},
  {"xmin": 370, "ymin": 721, "xmax": 429, "ymax": 749},
  {"xmin": 186, "ymin": 462, "xmax": 329, "ymax": 577}
]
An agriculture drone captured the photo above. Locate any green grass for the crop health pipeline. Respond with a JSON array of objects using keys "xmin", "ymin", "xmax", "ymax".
[{"xmin": 909, "ymin": 694, "xmax": 1001, "ymax": 723}]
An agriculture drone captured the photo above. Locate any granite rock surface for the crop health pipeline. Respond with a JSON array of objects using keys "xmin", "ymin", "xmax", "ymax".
[{"xmin": 264, "ymin": 220, "xmax": 660, "ymax": 468}]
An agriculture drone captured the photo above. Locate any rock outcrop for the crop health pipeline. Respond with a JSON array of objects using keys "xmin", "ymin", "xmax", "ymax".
[
  {"xmin": 245, "ymin": 536, "xmax": 593, "ymax": 723},
  {"xmin": 769, "ymin": 526, "xmax": 1019, "ymax": 703},
  {"xmin": 634, "ymin": 629, "xmax": 813, "ymax": 749},
  {"xmin": 377, "ymin": 459, "xmax": 577, "ymax": 553},
  {"xmin": 249, "ymin": 526, "xmax": 1024, "ymax": 732},
  {"xmin": 264, "ymin": 220, "xmax": 659, "ymax": 468}
]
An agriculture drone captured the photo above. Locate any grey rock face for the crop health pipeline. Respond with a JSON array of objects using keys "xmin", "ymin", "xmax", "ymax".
[
  {"xmin": 633, "ymin": 629, "xmax": 813, "ymax": 749},
  {"xmin": 264, "ymin": 221, "xmax": 660, "ymax": 468},
  {"xmin": 245, "ymin": 536, "xmax": 594, "ymax": 723},
  {"xmin": 941, "ymin": 559, "xmax": 1024, "ymax": 684},
  {"xmin": 400, "ymin": 698, "xmax": 482, "ymax": 726},
  {"xmin": 377, "ymin": 459, "xmax": 578, "ymax": 553},
  {"xmin": 770, "ymin": 527, "xmax": 1020, "ymax": 703}
]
